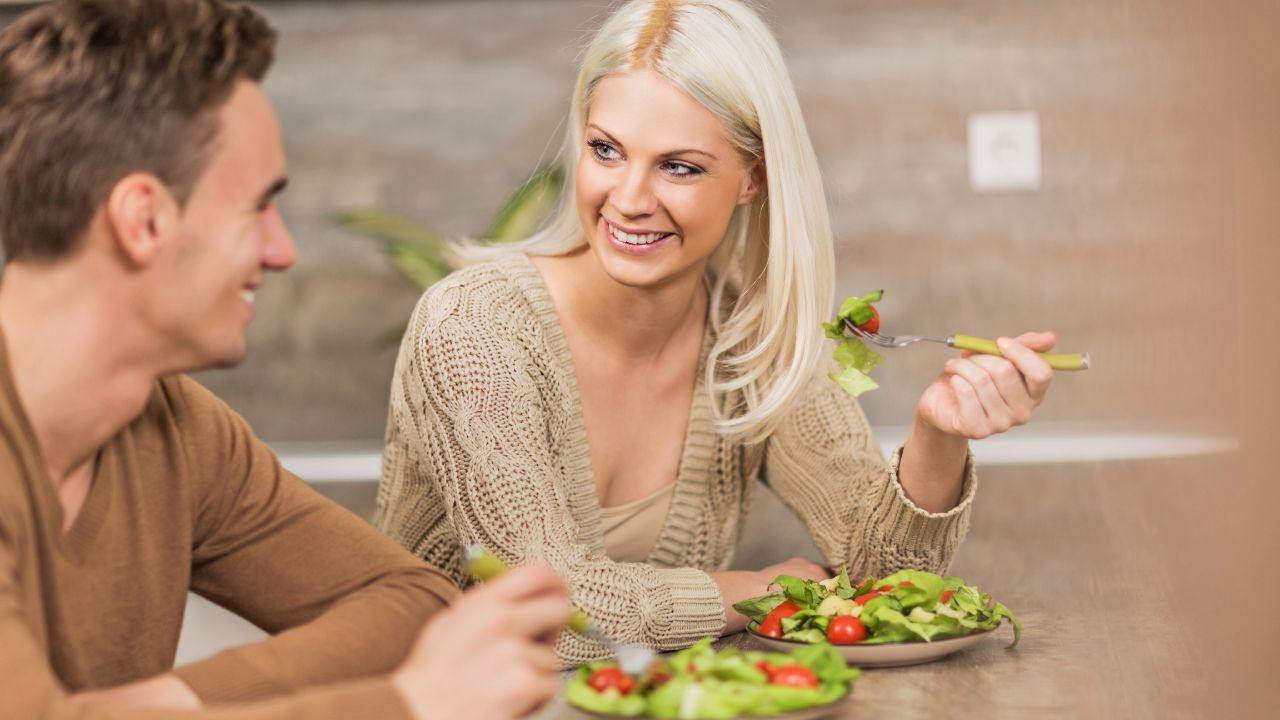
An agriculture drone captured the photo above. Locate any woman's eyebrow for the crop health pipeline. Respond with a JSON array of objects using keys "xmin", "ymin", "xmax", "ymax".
[{"xmin": 587, "ymin": 123, "xmax": 719, "ymax": 162}]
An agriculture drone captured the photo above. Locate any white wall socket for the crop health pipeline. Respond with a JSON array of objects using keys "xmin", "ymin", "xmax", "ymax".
[{"xmin": 968, "ymin": 111, "xmax": 1042, "ymax": 192}]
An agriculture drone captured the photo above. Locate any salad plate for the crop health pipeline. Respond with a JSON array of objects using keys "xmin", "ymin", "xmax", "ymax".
[
  {"xmin": 733, "ymin": 568, "xmax": 1020, "ymax": 670},
  {"xmin": 564, "ymin": 638, "xmax": 858, "ymax": 719},
  {"xmin": 571, "ymin": 701, "xmax": 846, "ymax": 720},
  {"xmin": 746, "ymin": 625, "xmax": 995, "ymax": 668}
]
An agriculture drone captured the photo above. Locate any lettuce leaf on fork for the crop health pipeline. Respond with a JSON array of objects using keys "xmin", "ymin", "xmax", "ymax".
[{"xmin": 823, "ymin": 290, "xmax": 885, "ymax": 397}]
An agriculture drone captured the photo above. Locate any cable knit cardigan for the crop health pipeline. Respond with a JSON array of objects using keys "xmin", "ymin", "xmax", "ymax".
[{"xmin": 375, "ymin": 252, "xmax": 977, "ymax": 666}]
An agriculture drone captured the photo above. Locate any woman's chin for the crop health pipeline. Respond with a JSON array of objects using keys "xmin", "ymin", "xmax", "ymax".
[{"xmin": 592, "ymin": 247, "xmax": 677, "ymax": 289}]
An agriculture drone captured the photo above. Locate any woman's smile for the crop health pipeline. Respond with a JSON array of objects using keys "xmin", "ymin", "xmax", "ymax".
[{"xmin": 602, "ymin": 217, "xmax": 678, "ymax": 255}]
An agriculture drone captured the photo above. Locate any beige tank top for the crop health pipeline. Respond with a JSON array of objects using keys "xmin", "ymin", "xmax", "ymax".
[{"xmin": 598, "ymin": 483, "xmax": 677, "ymax": 563}]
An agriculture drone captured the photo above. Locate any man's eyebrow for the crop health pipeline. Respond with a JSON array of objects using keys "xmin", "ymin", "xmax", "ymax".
[
  {"xmin": 255, "ymin": 177, "xmax": 288, "ymax": 209},
  {"xmin": 586, "ymin": 123, "xmax": 718, "ymax": 162}
]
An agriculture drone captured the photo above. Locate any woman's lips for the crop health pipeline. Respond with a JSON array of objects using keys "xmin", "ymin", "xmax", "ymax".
[{"xmin": 603, "ymin": 219, "xmax": 676, "ymax": 255}]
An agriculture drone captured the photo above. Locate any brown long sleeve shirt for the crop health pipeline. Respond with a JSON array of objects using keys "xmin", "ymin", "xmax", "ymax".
[{"xmin": 0, "ymin": 331, "xmax": 458, "ymax": 719}]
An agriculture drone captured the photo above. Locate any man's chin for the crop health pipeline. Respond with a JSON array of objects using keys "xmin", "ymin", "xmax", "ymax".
[{"xmin": 203, "ymin": 342, "xmax": 248, "ymax": 371}]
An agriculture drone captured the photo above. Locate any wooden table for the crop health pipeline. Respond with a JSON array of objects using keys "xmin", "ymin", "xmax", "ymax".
[{"xmin": 534, "ymin": 456, "xmax": 1225, "ymax": 719}]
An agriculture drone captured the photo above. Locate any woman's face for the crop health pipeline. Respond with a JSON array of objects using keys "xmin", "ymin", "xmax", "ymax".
[{"xmin": 576, "ymin": 69, "xmax": 762, "ymax": 290}]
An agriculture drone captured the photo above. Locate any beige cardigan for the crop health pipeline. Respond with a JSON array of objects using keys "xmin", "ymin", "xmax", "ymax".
[{"xmin": 376, "ymin": 253, "xmax": 977, "ymax": 666}]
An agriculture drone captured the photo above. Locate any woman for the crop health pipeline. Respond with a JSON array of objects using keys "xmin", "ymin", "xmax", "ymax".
[{"xmin": 376, "ymin": 0, "xmax": 1057, "ymax": 666}]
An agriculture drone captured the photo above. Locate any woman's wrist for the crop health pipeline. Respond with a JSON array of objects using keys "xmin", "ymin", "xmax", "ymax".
[
  {"xmin": 709, "ymin": 570, "xmax": 766, "ymax": 634},
  {"xmin": 897, "ymin": 412, "xmax": 969, "ymax": 513}
]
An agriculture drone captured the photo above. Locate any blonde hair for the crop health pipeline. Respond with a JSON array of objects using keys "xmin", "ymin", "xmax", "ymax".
[{"xmin": 456, "ymin": 0, "xmax": 834, "ymax": 443}]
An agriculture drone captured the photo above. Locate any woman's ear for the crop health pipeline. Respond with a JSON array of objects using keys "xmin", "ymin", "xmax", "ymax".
[
  {"xmin": 738, "ymin": 159, "xmax": 766, "ymax": 206},
  {"xmin": 104, "ymin": 173, "xmax": 180, "ymax": 267}
]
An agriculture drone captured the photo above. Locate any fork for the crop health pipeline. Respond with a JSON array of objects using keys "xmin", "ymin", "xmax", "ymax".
[
  {"xmin": 844, "ymin": 320, "xmax": 1090, "ymax": 371},
  {"xmin": 463, "ymin": 544, "xmax": 657, "ymax": 675}
]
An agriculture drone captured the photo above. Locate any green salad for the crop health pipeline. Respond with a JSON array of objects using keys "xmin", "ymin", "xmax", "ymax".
[
  {"xmin": 734, "ymin": 568, "xmax": 1021, "ymax": 648},
  {"xmin": 823, "ymin": 290, "xmax": 885, "ymax": 397},
  {"xmin": 565, "ymin": 638, "xmax": 859, "ymax": 718}
]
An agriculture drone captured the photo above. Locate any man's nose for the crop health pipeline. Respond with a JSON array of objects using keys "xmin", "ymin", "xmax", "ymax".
[{"xmin": 260, "ymin": 205, "xmax": 297, "ymax": 271}]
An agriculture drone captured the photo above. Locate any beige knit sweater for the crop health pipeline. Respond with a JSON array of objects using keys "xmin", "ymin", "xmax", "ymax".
[{"xmin": 376, "ymin": 253, "xmax": 977, "ymax": 666}]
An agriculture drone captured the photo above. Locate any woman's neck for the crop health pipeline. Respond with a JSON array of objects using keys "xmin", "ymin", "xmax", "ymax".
[{"xmin": 534, "ymin": 246, "xmax": 708, "ymax": 365}]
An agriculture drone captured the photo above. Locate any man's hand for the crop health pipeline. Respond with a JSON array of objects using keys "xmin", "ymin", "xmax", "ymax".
[
  {"xmin": 393, "ymin": 564, "xmax": 571, "ymax": 720},
  {"xmin": 70, "ymin": 673, "xmax": 200, "ymax": 709}
]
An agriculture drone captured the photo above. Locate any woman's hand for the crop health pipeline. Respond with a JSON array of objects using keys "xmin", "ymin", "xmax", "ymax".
[
  {"xmin": 712, "ymin": 557, "xmax": 829, "ymax": 634},
  {"xmin": 896, "ymin": 331, "xmax": 1057, "ymax": 513},
  {"xmin": 917, "ymin": 331, "xmax": 1057, "ymax": 440}
]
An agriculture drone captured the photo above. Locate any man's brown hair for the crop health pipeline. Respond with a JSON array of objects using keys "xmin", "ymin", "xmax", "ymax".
[{"xmin": 0, "ymin": 0, "xmax": 277, "ymax": 261}]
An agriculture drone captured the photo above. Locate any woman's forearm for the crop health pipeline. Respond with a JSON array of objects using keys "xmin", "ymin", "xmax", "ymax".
[{"xmin": 896, "ymin": 412, "xmax": 969, "ymax": 513}]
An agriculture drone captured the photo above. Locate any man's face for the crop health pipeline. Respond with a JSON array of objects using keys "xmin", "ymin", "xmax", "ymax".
[{"xmin": 152, "ymin": 81, "xmax": 295, "ymax": 369}]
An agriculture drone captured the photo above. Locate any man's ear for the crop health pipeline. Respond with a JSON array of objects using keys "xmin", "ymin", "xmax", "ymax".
[
  {"xmin": 104, "ymin": 173, "xmax": 180, "ymax": 267},
  {"xmin": 737, "ymin": 159, "xmax": 766, "ymax": 206}
]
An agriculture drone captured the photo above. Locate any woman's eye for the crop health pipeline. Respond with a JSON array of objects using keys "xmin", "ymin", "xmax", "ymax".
[
  {"xmin": 589, "ymin": 140, "xmax": 621, "ymax": 161},
  {"xmin": 663, "ymin": 162, "xmax": 703, "ymax": 179}
]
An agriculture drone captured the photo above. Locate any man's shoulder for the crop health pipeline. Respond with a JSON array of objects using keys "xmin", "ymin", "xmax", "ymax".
[
  {"xmin": 143, "ymin": 374, "xmax": 233, "ymax": 430},
  {"xmin": 127, "ymin": 375, "xmax": 248, "ymax": 465}
]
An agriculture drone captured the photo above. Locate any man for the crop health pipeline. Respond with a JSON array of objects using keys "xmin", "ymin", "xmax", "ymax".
[{"xmin": 0, "ymin": 1, "xmax": 569, "ymax": 718}]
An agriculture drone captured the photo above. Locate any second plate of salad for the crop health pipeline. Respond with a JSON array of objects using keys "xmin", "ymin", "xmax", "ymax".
[
  {"xmin": 565, "ymin": 638, "xmax": 859, "ymax": 719},
  {"xmin": 735, "ymin": 569, "xmax": 1021, "ymax": 668}
]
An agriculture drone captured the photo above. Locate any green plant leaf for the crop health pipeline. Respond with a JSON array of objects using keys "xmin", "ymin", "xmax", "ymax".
[
  {"xmin": 331, "ymin": 208, "xmax": 452, "ymax": 289},
  {"xmin": 485, "ymin": 165, "xmax": 565, "ymax": 243}
]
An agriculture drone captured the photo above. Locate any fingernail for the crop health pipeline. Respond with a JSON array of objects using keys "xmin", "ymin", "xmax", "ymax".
[{"xmin": 996, "ymin": 337, "xmax": 1010, "ymax": 350}]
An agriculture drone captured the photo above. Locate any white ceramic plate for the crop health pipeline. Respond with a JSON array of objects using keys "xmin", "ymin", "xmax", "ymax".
[{"xmin": 746, "ymin": 625, "xmax": 995, "ymax": 668}]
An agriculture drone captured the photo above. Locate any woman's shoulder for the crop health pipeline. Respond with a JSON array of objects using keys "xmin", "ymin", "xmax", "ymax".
[
  {"xmin": 404, "ymin": 252, "xmax": 561, "ymax": 357},
  {"xmin": 410, "ymin": 252, "xmax": 541, "ymax": 327}
]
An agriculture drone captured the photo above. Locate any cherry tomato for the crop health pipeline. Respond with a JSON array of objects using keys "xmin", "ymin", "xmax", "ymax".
[
  {"xmin": 855, "ymin": 591, "xmax": 882, "ymax": 606},
  {"xmin": 855, "ymin": 306, "xmax": 881, "ymax": 334},
  {"xmin": 768, "ymin": 664, "xmax": 819, "ymax": 688},
  {"xmin": 826, "ymin": 615, "xmax": 868, "ymax": 644},
  {"xmin": 756, "ymin": 600, "xmax": 803, "ymax": 638},
  {"xmin": 940, "ymin": 589, "xmax": 955, "ymax": 604},
  {"xmin": 588, "ymin": 666, "xmax": 636, "ymax": 695},
  {"xmin": 875, "ymin": 585, "xmax": 895, "ymax": 593},
  {"xmin": 756, "ymin": 660, "xmax": 776, "ymax": 676}
]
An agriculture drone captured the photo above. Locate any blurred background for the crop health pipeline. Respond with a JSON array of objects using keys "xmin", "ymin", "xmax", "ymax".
[{"xmin": 2, "ymin": 0, "xmax": 1274, "ymax": 716}]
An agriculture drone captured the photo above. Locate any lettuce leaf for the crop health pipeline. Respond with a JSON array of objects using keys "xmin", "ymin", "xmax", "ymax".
[
  {"xmin": 772, "ymin": 575, "xmax": 827, "ymax": 609},
  {"xmin": 825, "ymin": 290, "xmax": 886, "ymax": 397},
  {"xmin": 836, "ymin": 290, "xmax": 884, "ymax": 326},
  {"xmin": 828, "ymin": 365, "xmax": 879, "ymax": 397},
  {"xmin": 731, "ymin": 592, "xmax": 786, "ymax": 624}
]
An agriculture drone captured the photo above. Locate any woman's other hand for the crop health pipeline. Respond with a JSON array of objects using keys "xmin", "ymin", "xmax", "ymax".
[{"xmin": 713, "ymin": 557, "xmax": 828, "ymax": 634}]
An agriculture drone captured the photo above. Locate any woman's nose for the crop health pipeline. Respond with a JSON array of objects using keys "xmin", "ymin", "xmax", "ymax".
[{"xmin": 609, "ymin": 166, "xmax": 659, "ymax": 219}]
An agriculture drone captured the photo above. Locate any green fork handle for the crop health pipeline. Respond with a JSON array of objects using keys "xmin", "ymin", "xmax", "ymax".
[
  {"xmin": 950, "ymin": 335, "xmax": 1091, "ymax": 371},
  {"xmin": 466, "ymin": 545, "xmax": 591, "ymax": 634}
]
